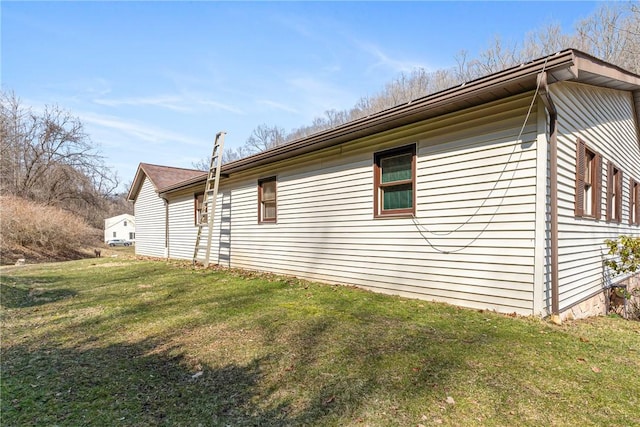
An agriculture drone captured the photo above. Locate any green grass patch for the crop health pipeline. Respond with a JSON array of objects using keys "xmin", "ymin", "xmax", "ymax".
[{"xmin": 2, "ymin": 259, "xmax": 639, "ymax": 426}]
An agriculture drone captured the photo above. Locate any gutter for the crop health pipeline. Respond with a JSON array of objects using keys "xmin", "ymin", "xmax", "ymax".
[
  {"xmin": 158, "ymin": 50, "xmax": 579, "ymax": 197},
  {"xmin": 537, "ymin": 72, "xmax": 561, "ymax": 322},
  {"xmin": 161, "ymin": 196, "xmax": 169, "ymax": 260},
  {"xmin": 155, "ymin": 49, "xmax": 640, "ymax": 199},
  {"xmin": 220, "ymin": 50, "xmax": 577, "ymax": 176}
]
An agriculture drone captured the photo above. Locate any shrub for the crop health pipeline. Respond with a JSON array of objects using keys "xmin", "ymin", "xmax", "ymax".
[
  {"xmin": 604, "ymin": 235, "xmax": 640, "ymax": 275},
  {"xmin": 0, "ymin": 196, "xmax": 101, "ymax": 264}
]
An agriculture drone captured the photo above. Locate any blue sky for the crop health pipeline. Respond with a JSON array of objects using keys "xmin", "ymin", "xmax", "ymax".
[{"xmin": 2, "ymin": 1, "xmax": 603, "ymax": 191}]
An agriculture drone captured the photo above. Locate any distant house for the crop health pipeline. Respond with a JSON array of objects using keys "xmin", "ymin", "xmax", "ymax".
[
  {"xmin": 104, "ymin": 213, "xmax": 136, "ymax": 243},
  {"xmin": 128, "ymin": 49, "xmax": 640, "ymax": 321}
]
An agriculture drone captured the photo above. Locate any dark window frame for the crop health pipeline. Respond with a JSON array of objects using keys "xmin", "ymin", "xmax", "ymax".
[
  {"xmin": 258, "ymin": 176, "xmax": 277, "ymax": 223},
  {"xmin": 373, "ymin": 144, "xmax": 416, "ymax": 218},
  {"xmin": 194, "ymin": 192, "xmax": 207, "ymax": 225},
  {"xmin": 575, "ymin": 138, "xmax": 601, "ymax": 219},
  {"xmin": 629, "ymin": 179, "xmax": 639, "ymax": 226},
  {"xmin": 606, "ymin": 161, "xmax": 623, "ymax": 223}
]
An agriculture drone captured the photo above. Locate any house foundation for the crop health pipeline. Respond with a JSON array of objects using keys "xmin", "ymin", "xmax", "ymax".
[{"xmin": 562, "ymin": 273, "xmax": 640, "ymax": 321}]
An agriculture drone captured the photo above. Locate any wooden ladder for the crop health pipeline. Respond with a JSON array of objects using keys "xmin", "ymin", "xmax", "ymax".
[{"xmin": 193, "ymin": 131, "xmax": 226, "ymax": 266}]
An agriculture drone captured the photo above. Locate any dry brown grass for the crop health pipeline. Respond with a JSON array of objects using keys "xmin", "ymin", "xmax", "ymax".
[{"xmin": 0, "ymin": 195, "xmax": 101, "ymax": 265}]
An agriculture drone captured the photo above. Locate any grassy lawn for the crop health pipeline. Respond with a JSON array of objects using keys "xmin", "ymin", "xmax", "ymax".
[{"xmin": 1, "ymin": 258, "xmax": 639, "ymax": 426}]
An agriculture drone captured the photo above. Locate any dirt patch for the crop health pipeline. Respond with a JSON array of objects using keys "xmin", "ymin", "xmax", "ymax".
[{"xmin": 90, "ymin": 262, "xmax": 130, "ymax": 268}]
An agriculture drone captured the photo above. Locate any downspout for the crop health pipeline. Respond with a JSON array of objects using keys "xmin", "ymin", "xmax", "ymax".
[
  {"xmin": 162, "ymin": 197, "xmax": 169, "ymax": 260},
  {"xmin": 537, "ymin": 72, "xmax": 560, "ymax": 322}
]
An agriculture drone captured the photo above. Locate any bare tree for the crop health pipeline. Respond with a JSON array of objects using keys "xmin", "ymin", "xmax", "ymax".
[
  {"xmin": 190, "ymin": 157, "xmax": 209, "ymax": 171},
  {"xmin": 0, "ymin": 91, "xmax": 120, "ymax": 228},
  {"xmin": 245, "ymin": 124, "xmax": 286, "ymax": 153},
  {"xmin": 222, "ymin": 145, "xmax": 253, "ymax": 163},
  {"xmin": 229, "ymin": 2, "xmax": 640, "ymax": 161},
  {"xmin": 574, "ymin": 3, "xmax": 640, "ymax": 74},
  {"xmin": 522, "ymin": 23, "xmax": 573, "ymax": 59}
]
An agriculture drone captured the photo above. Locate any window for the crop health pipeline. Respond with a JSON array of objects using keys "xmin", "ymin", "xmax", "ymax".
[
  {"xmin": 124, "ymin": 220, "xmax": 127, "ymax": 227},
  {"xmin": 112, "ymin": 231, "xmax": 116, "ymax": 238},
  {"xmin": 374, "ymin": 145, "xmax": 416, "ymax": 217},
  {"xmin": 606, "ymin": 162, "xmax": 622, "ymax": 223},
  {"xmin": 194, "ymin": 193, "xmax": 207, "ymax": 225},
  {"xmin": 575, "ymin": 139, "xmax": 601, "ymax": 219},
  {"xmin": 630, "ymin": 179, "xmax": 639, "ymax": 226},
  {"xmin": 258, "ymin": 177, "xmax": 277, "ymax": 223},
  {"xmin": 129, "ymin": 232, "xmax": 135, "ymax": 240}
]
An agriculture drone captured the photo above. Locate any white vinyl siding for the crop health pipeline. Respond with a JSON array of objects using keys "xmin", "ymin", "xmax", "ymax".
[
  {"xmin": 552, "ymin": 82, "xmax": 640, "ymax": 311},
  {"xmin": 176, "ymin": 92, "xmax": 541, "ymax": 315},
  {"xmin": 104, "ymin": 214, "xmax": 135, "ymax": 243},
  {"xmin": 167, "ymin": 190, "xmax": 201, "ymax": 260},
  {"xmin": 162, "ymin": 188, "xmax": 227, "ymax": 264},
  {"xmin": 134, "ymin": 177, "xmax": 166, "ymax": 258},
  {"xmin": 166, "ymin": 188, "xmax": 231, "ymax": 263}
]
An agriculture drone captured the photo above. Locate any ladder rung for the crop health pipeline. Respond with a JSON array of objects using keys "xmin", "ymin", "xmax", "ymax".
[{"xmin": 193, "ymin": 130, "xmax": 225, "ymax": 266}]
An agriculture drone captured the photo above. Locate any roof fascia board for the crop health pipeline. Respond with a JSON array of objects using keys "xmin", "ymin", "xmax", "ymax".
[
  {"xmin": 633, "ymin": 90, "xmax": 640, "ymax": 145},
  {"xmin": 156, "ymin": 49, "xmax": 640, "ymax": 194},
  {"xmin": 127, "ymin": 165, "xmax": 148, "ymax": 201},
  {"xmin": 219, "ymin": 50, "xmax": 576, "ymax": 176},
  {"xmin": 158, "ymin": 176, "xmax": 206, "ymax": 196},
  {"xmin": 573, "ymin": 51, "xmax": 640, "ymax": 88}
]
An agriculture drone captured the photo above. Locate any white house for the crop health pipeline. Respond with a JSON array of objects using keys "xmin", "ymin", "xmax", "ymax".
[
  {"xmin": 104, "ymin": 213, "xmax": 136, "ymax": 243},
  {"xmin": 128, "ymin": 49, "xmax": 640, "ymax": 321}
]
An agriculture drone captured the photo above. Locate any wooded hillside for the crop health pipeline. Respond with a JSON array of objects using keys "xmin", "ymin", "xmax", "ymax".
[
  {"xmin": 216, "ymin": 2, "xmax": 640, "ymax": 163},
  {"xmin": 0, "ymin": 93, "xmax": 130, "ymax": 264}
]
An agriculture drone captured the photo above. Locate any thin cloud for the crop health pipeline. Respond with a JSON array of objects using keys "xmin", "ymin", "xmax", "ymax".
[
  {"xmin": 357, "ymin": 41, "xmax": 430, "ymax": 73},
  {"xmin": 79, "ymin": 112, "xmax": 203, "ymax": 146},
  {"xmin": 93, "ymin": 95, "xmax": 192, "ymax": 112},
  {"xmin": 322, "ymin": 64, "xmax": 342, "ymax": 73},
  {"xmin": 40, "ymin": 77, "xmax": 112, "ymax": 97},
  {"xmin": 287, "ymin": 76, "xmax": 357, "ymax": 119},
  {"xmin": 270, "ymin": 11, "xmax": 316, "ymax": 40},
  {"xmin": 197, "ymin": 99, "xmax": 244, "ymax": 115},
  {"xmin": 257, "ymin": 99, "xmax": 299, "ymax": 114},
  {"xmin": 94, "ymin": 94, "xmax": 244, "ymax": 115}
]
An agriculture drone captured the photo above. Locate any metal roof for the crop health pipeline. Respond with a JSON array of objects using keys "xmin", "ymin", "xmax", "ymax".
[{"xmin": 127, "ymin": 163, "xmax": 205, "ymax": 201}]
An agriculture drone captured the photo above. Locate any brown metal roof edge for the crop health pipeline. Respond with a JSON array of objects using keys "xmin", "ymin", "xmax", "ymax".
[
  {"xmin": 216, "ymin": 49, "xmax": 576, "ymax": 177},
  {"xmin": 159, "ymin": 48, "xmax": 640, "ymax": 196},
  {"xmin": 157, "ymin": 173, "xmax": 208, "ymax": 195},
  {"xmin": 571, "ymin": 49, "xmax": 640, "ymax": 86}
]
